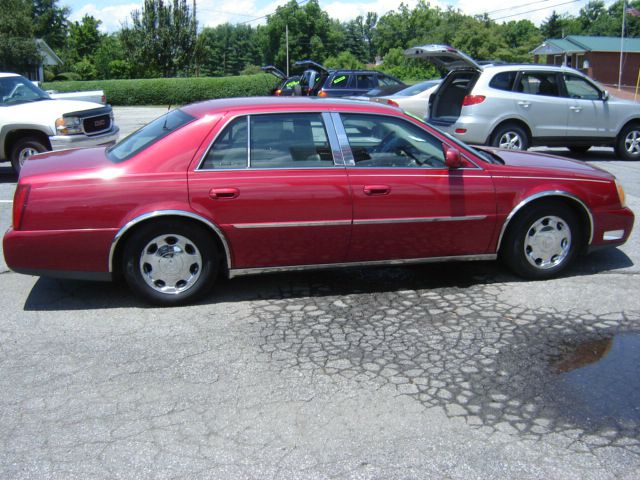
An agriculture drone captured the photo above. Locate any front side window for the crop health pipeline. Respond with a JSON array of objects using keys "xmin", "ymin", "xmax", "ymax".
[
  {"xmin": 107, "ymin": 108, "xmax": 194, "ymax": 162},
  {"xmin": 516, "ymin": 72, "xmax": 559, "ymax": 97},
  {"xmin": 378, "ymin": 75, "xmax": 404, "ymax": 87},
  {"xmin": 340, "ymin": 113, "xmax": 446, "ymax": 168},
  {"xmin": 249, "ymin": 113, "xmax": 334, "ymax": 168},
  {"xmin": 564, "ymin": 74, "xmax": 601, "ymax": 100},
  {"xmin": 356, "ymin": 74, "xmax": 377, "ymax": 90}
]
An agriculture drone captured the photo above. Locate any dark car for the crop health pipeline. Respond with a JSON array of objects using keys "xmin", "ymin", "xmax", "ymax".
[
  {"xmin": 293, "ymin": 60, "xmax": 406, "ymax": 98},
  {"xmin": 261, "ymin": 65, "xmax": 301, "ymax": 96}
]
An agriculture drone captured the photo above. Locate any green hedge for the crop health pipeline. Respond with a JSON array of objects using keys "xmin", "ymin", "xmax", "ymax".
[{"xmin": 42, "ymin": 74, "xmax": 276, "ymax": 106}]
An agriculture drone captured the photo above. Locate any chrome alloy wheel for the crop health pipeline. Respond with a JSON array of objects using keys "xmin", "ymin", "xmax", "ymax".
[
  {"xmin": 624, "ymin": 128, "xmax": 640, "ymax": 157},
  {"xmin": 139, "ymin": 234, "xmax": 203, "ymax": 294},
  {"xmin": 18, "ymin": 146, "xmax": 40, "ymax": 167},
  {"xmin": 497, "ymin": 131, "xmax": 524, "ymax": 150},
  {"xmin": 523, "ymin": 215, "xmax": 572, "ymax": 269}
]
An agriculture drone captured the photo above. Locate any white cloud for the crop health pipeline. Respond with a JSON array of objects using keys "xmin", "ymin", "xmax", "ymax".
[
  {"xmin": 197, "ymin": 0, "xmax": 290, "ymax": 28},
  {"xmin": 69, "ymin": 3, "xmax": 141, "ymax": 32},
  {"xmin": 322, "ymin": 0, "xmax": 422, "ymax": 23}
]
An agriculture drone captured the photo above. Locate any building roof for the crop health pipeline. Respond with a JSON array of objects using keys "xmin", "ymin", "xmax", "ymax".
[
  {"xmin": 36, "ymin": 39, "xmax": 62, "ymax": 66},
  {"xmin": 532, "ymin": 35, "xmax": 640, "ymax": 55}
]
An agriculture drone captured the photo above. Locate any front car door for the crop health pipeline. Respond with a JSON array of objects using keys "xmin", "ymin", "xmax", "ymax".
[
  {"xmin": 333, "ymin": 112, "xmax": 497, "ymax": 262},
  {"xmin": 561, "ymin": 73, "xmax": 613, "ymax": 139},
  {"xmin": 188, "ymin": 111, "xmax": 352, "ymax": 270}
]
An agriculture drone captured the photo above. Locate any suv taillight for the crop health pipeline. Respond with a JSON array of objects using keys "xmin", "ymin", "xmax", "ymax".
[
  {"xmin": 462, "ymin": 95, "xmax": 486, "ymax": 106},
  {"xmin": 386, "ymin": 99, "xmax": 399, "ymax": 107},
  {"xmin": 318, "ymin": 90, "xmax": 328, "ymax": 97},
  {"xmin": 12, "ymin": 184, "xmax": 30, "ymax": 230}
]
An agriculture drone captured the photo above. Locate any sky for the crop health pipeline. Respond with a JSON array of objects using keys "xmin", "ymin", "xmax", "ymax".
[{"xmin": 65, "ymin": 0, "xmax": 596, "ymax": 34}]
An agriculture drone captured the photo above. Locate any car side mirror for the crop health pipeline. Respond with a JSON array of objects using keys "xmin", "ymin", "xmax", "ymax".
[
  {"xmin": 444, "ymin": 146, "xmax": 463, "ymax": 169},
  {"xmin": 602, "ymin": 90, "xmax": 609, "ymax": 101}
]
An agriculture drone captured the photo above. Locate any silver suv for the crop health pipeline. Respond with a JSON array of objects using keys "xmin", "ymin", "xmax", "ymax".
[{"xmin": 405, "ymin": 45, "xmax": 640, "ymax": 160}]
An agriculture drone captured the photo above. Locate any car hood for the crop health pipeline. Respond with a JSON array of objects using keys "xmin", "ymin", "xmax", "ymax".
[
  {"xmin": 20, "ymin": 146, "xmax": 117, "ymax": 180},
  {"xmin": 478, "ymin": 147, "xmax": 615, "ymax": 181}
]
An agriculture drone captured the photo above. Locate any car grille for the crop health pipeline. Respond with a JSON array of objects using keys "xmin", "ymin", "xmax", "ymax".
[{"xmin": 83, "ymin": 114, "xmax": 111, "ymax": 135}]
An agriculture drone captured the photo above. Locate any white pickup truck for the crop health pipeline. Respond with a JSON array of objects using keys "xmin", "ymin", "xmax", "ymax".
[{"xmin": 1, "ymin": 73, "xmax": 119, "ymax": 173}]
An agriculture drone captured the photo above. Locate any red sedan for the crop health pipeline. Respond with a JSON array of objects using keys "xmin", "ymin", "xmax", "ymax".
[{"xmin": 3, "ymin": 98, "xmax": 634, "ymax": 305}]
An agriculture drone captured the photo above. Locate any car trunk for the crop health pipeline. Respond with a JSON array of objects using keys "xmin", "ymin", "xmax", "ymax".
[{"xmin": 428, "ymin": 69, "xmax": 480, "ymax": 126}]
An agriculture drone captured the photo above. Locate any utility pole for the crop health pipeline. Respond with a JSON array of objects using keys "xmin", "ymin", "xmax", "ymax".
[
  {"xmin": 618, "ymin": 0, "xmax": 627, "ymax": 89},
  {"xmin": 286, "ymin": 24, "xmax": 289, "ymax": 77}
]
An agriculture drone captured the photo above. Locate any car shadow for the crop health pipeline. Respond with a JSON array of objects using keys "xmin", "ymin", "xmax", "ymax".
[
  {"xmin": 0, "ymin": 166, "xmax": 17, "ymax": 183},
  {"xmin": 23, "ymin": 249, "xmax": 634, "ymax": 311},
  {"xmin": 533, "ymin": 147, "xmax": 622, "ymax": 162}
]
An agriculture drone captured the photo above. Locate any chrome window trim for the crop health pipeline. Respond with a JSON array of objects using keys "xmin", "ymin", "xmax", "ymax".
[
  {"xmin": 332, "ymin": 111, "xmax": 483, "ymax": 170},
  {"xmin": 330, "ymin": 112, "xmax": 356, "ymax": 166},
  {"xmin": 323, "ymin": 111, "xmax": 345, "ymax": 166},
  {"xmin": 228, "ymin": 253, "xmax": 497, "ymax": 278},
  {"xmin": 109, "ymin": 210, "xmax": 233, "ymax": 272},
  {"xmin": 496, "ymin": 191, "xmax": 594, "ymax": 251},
  {"xmin": 196, "ymin": 111, "xmax": 343, "ymax": 172}
]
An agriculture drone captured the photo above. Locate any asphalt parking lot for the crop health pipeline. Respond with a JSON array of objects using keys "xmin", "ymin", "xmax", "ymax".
[{"xmin": 0, "ymin": 107, "xmax": 639, "ymax": 479}]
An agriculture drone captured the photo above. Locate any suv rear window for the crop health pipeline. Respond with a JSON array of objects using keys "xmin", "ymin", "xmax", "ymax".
[{"xmin": 489, "ymin": 71, "xmax": 517, "ymax": 91}]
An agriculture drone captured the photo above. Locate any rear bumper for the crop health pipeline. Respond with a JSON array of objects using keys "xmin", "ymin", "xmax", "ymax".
[
  {"xmin": 49, "ymin": 126, "xmax": 119, "ymax": 151},
  {"xmin": 430, "ymin": 116, "xmax": 492, "ymax": 145}
]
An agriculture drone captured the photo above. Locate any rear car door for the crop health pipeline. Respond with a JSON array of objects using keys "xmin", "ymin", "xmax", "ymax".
[
  {"xmin": 334, "ymin": 112, "xmax": 497, "ymax": 262},
  {"xmin": 188, "ymin": 112, "xmax": 352, "ymax": 269}
]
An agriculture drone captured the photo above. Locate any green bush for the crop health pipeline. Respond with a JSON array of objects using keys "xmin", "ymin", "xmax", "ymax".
[
  {"xmin": 42, "ymin": 74, "xmax": 277, "ymax": 106},
  {"xmin": 53, "ymin": 72, "xmax": 82, "ymax": 82}
]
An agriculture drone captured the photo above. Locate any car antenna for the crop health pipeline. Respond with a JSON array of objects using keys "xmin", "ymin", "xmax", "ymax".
[{"xmin": 163, "ymin": 104, "xmax": 172, "ymax": 130}]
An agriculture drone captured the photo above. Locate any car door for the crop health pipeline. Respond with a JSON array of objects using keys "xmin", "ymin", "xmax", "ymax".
[
  {"xmin": 188, "ymin": 112, "xmax": 352, "ymax": 270},
  {"xmin": 562, "ymin": 73, "xmax": 613, "ymax": 138},
  {"xmin": 333, "ymin": 112, "xmax": 497, "ymax": 262},
  {"xmin": 512, "ymin": 71, "xmax": 569, "ymax": 139}
]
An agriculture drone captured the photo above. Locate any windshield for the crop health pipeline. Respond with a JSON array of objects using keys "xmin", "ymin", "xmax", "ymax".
[
  {"xmin": 106, "ymin": 109, "xmax": 195, "ymax": 162},
  {"xmin": 0, "ymin": 76, "xmax": 50, "ymax": 106},
  {"xmin": 394, "ymin": 80, "xmax": 441, "ymax": 97}
]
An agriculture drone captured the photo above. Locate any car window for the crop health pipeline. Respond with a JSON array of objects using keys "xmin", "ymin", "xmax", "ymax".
[
  {"xmin": 377, "ymin": 75, "xmax": 404, "ymax": 87},
  {"xmin": 340, "ymin": 113, "xmax": 446, "ymax": 168},
  {"xmin": 0, "ymin": 75, "xmax": 50, "ymax": 106},
  {"xmin": 108, "ymin": 108, "xmax": 195, "ymax": 163},
  {"xmin": 489, "ymin": 71, "xmax": 517, "ymax": 91},
  {"xmin": 326, "ymin": 74, "xmax": 350, "ymax": 89},
  {"xmin": 249, "ymin": 113, "xmax": 334, "ymax": 169},
  {"xmin": 356, "ymin": 74, "xmax": 377, "ymax": 90},
  {"xmin": 200, "ymin": 116, "xmax": 248, "ymax": 169},
  {"xmin": 516, "ymin": 72, "xmax": 559, "ymax": 97},
  {"xmin": 564, "ymin": 74, "xmax": 601, "ymax": 100},
  {"xmin": 394, "ymin": 80, "xmax": 440, "ymax": 96}
]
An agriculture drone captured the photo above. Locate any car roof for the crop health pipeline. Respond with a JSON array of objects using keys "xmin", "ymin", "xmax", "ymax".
[
  {"xmin": 181, "ymin": 96, "xmax": 403, "ymax": 118},
  {"xmin": 480, "ymin": 64, "xmax": 584, "ymax": 74},
  {"xmin": 0, "ymin": 73, "xmax": 20, "ymax": 79}
]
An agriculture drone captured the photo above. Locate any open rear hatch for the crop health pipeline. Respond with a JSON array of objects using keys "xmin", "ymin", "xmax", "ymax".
[{"xmin": 404, "ymin": 45, "xmax": 483, "ymax": 126}]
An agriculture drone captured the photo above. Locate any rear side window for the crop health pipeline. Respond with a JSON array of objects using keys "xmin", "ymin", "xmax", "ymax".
[
  {"xmin": 107, "ymin": 109, "xmax": 194, "ymax": 162},
  {"xmin": 516, "ymin": 72, "xmax": 559, "ymax": 97},
  {"xmin": 489, "ymin": 71, "xmax": 517, "ymax": 91},
  {"xmin": 200, "ymin": 117, "xmax": 248, "ymax": 169}
]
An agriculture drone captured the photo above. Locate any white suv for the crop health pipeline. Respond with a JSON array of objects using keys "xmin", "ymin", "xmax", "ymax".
[
  {"xmin": 405, "ymin": 45, "xmax": 640, "ymax": 160},
  {"xmin": 0, "ymin": 73, "xmax": 119, "ymax": 173}
]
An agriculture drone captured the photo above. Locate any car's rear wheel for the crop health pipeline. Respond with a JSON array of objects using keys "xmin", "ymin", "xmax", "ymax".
[
  {"xmin": 615, "ymin": 123, "xmax": 640, "ymax": 160},
  {"xmin": 10, "ymin": 137, "xmax": 47, "ymax": 174},
  {"xmin": 123, "ymin": 221, "xmax": 218, "ymax": 306},
  {"xmin": 490, "ymin": 123, "xmax": 530, "ymax": 151},
  {"xmin": 502, "ymin": 203, "xmax": 581, "ymax": 279},
  {"xmin": 568, "ymin": 145, "xmax": 590, "ymax": 154}
]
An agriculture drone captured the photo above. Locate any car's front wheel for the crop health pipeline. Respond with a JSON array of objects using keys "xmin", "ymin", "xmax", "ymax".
[
  {"xmin": 501, "ymin": 203, "xmax": 581, "ymax": 279},
  {"xmin": 615, "ymin": 123, "xmax": 640, "ymax": 160},
  {"xmin": 122, "ymin": 221, "xmax": 219, "ymax": 306},
  {"xmin": 10, "ymin": 137, "xmax": 47, "ymax": 174},
  {"xmin": 490, "ymin": 123, "xmax": 530, "ymax": 151}
]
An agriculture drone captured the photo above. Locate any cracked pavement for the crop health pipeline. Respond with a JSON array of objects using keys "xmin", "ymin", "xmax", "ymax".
[{"xmin": 0, "ymin": 115, "xmax": 639, "ymax": 478}]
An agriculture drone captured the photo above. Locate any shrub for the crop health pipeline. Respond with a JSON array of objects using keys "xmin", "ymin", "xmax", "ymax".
[
  {"xmin": 53, "ymin": 72, "xmax": 82, "ymax": 81},
  {"xmin": 42, "ymin": 74, "xmax": 277, "ymax": 106}
]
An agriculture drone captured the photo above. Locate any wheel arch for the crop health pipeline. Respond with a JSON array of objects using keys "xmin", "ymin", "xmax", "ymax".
[
  {"xmin": 617, "ymin": 118, "xmax": 640, "ymax": 137},
  {"xmin": 496, "ymin": 191, "xmax": 594, "ymax": 253},
  {"xmin": 488, "ymin": 119, "xmax": 532, "ymax": 146},
  {"xmin": 3, "ymin": 128, "xmax": 52, "ymax": 159},
  {"xmin": 109, "ymin": 210, "xmax": 232, "ymax": 275}
]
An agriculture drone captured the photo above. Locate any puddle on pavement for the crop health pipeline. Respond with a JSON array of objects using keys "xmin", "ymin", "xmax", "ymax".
[{"xmin": 550, "ymin": 332, "xmax": 640, "ymax": 429}]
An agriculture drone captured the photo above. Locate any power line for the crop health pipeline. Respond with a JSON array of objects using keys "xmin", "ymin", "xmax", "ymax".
[
  {"xmin": 484, "ymin": 0, "xmax": 563, "ymax": 16},
  {"xmin": 238, "ymin": 0, "xmax": 310, "ymax": 24},
  {"xmin": 491, "ymin": 0, "xmax": 583, "ymax": 21}
]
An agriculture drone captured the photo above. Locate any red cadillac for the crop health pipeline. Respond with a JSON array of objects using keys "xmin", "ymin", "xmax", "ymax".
[{"xmin": 3, "ymin": 98, "xmax": 634, "ymax": 305}]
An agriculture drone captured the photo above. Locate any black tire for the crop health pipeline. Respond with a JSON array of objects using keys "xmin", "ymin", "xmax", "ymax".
[
  {"xmin": 614, "ymin": 123, "xmax": 640, "ymax": 161},
  {"xmin": 490, "ymin": 123, "xmax": 530, "ymax": 151},
  {"xmin": 10, "ymin": 137, "xmax": 47, "ymax": 174},
  {"xmin": 568, "ymin": 145, "xmax": 591, "ymax": 154},
  {"xmin": 122, "ymin": 221, "xmax": 219, "ymax": 306},
  {"xmin": 501, "ymin": 202, "xmax": 581, "ymax": 280}
]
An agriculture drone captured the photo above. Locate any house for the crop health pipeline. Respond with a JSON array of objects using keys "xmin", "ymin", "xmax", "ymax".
[
  {"xmin": 21, "ymin": 39, "xmax": 62, "ymax": 83},
  {"xmin": 531, "ymin": 35, "xmax": 640, "ymax": 87}
]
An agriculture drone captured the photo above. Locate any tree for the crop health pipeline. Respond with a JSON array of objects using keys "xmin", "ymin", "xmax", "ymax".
[
  {"xmin": 540, "ymin": 11, "xmax": 566, "ymax": 38},
  {"xmin": 0, "ymin": 0, "xmax": 38, "ymax": 73},
  {"xmin": 121, "ymin": 0, "xmax": 197, "ymax": 78},
  {"xmin": 32, "ymin": 0, "xmax": 70, "ymax": 50},
  {"xmin": 67, "ymin": 15, "xmax": 104, "ymax": 62}
]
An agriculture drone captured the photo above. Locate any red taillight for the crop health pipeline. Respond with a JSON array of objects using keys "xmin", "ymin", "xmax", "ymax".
[
  {"xmin": 462, "ymin": 95, "xmax": 486, "ymax": 106},
  {"xmin": 12, "ymin": 184, "xmax": 30, "ymax": 230},
  {"xmin": 386, "ymin": 99, "xmax": 399, "ymax": 107},
  {"xmin": 455, "ymin": 128, "xmax": 467, "ymax": 134},
  {"xmin": 318, "ymin": 90, "xmax": 328, "ymax": 97}
]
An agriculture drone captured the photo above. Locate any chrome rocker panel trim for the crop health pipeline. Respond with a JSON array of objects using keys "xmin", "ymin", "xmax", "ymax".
[
  {"xmin": 109, "ymin": 210, "xmax": 232, "ymax": 273},
  {"xmin": 228, "ymin": 253, "xmax": 497, "ymax": 278}
]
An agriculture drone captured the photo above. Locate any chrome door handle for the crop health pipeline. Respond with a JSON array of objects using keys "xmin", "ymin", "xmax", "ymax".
[
  {"xmin": 209, "ymin": 187, "xmax": 239, "ymax": 199},
  {"xmin": 363, "ymin": 185, "xmax": 391, "ymax": 196},
  {"xmin": 517, "ymin": 101, "xmax": 531, "ymax": 108},
  {"xmin": 570, "ymin": 106, "xmax": 582, "ymax": 112}
]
